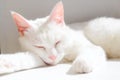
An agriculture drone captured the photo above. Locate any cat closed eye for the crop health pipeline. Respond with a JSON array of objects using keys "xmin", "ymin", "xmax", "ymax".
[
  {"xmin": 55, "ymin": 41, "xmax": 61, "ymax": 47},
  {"xmin": 34, "ymin": 45, "xmax": 46, "ymax": 50}
]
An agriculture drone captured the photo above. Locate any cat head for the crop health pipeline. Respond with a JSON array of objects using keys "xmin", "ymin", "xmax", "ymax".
[{"xmin": 11, "ymin": 1, "xmax": 67, "ymax": 65}]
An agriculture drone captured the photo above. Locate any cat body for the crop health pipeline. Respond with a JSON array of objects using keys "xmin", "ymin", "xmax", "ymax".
[
  {"xmin": 84, "ymin": 17, "xmax": 120, "ymax": 58},
  {"xmin": 2, "ymin": 1, "xmax": 120, "ymax": 74}
]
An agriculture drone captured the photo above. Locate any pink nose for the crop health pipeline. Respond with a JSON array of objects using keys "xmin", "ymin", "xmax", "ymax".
[{"xmin": 49, "ymin": 55, "xmax": 56, "ymax": 61}]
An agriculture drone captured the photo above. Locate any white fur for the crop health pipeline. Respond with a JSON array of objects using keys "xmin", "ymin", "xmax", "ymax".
[
  {"xmin": 84, "ymin": 17, "xmax": 120, "ymax": 58},
  {"xmin": 0, "ymin": 52, "xmax": 46, "ymax": 74},
  {"xmin": 1, "ymin": 16, "xmax": 107, "ymax": 74},
  {"xmin": 0, "ymin": 16, "xmax": 107, "ymax": 74}
]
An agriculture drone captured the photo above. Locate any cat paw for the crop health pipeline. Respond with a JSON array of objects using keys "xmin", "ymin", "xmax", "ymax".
[
  {"xmin": 68, "ymin": 59, "xmax": 93, "ymax": 74},
  {"xmin": 0, "ymin": 59, "xmax": 15, "ymax": 74}
]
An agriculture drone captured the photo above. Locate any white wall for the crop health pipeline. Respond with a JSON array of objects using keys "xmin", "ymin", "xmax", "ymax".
[{"xmin": 0, "ymin": 0, "xmax": 120, "ymax": 53}]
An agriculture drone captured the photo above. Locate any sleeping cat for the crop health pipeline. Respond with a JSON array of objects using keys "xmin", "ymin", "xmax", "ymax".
[{"xmin": 1, "ymin": 1, "xmax": 117, "ymax": 74}]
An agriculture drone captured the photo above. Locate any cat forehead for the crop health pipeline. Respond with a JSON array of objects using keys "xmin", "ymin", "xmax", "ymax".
[
  {"xmin": 28, "ymin": 16, "xmax": 49, "ymax": 27},
  {"xmin": 26, "ymin": 16, "xmax": 65, "ymax": 42},
  {"xmin": 39, "ymin": 30, "xmax": 63, "ymax": 42}
]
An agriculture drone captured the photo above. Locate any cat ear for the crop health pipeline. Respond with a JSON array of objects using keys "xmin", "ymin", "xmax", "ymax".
[
  {"xmin": 48, "ymin": 1, "xmax": 64, "ymax": 24},
  {"xmin": 11, "ymin": 11, "xmax": 30, "ymax": 36}
]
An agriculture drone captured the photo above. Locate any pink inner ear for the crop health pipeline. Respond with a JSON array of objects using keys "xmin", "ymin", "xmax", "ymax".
[
  {"xmin": 49, "ymin": 1, "xmax": 64, "ymax": 24},
  {"xmin": 11, "ymin": 11, "xmax": 30, "ymax": 36}
]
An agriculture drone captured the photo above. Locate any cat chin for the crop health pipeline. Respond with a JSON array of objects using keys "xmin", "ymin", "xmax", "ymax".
[
  {"xmin": 40, "ymin": 58, "xmax": 59, "ymax": 65},
  {"xmin": 44, "ymin": 61, "xmax": 57, "ymax": 66},
  {"xmin": 43, "ymin": 60, "xmax": 59, "ymax": 65}
]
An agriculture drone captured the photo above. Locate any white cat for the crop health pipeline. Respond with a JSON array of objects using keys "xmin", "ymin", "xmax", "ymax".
[{"xmin": 0, "ymin": 1, "xmax": 107, "ymax": 74}]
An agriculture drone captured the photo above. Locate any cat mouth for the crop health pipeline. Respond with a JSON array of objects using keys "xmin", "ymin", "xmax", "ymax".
[{"xmin": 40, "ymin": 57, "xmax": 57, "ymax": 65}]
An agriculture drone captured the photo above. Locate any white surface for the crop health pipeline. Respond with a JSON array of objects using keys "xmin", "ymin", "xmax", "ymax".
[{"xmin": 0, "ymin": 60, "xmax": 120, "ymax": 80}]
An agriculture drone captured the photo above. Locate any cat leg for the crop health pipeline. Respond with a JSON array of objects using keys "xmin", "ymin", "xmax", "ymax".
[
  {"xmin": 68, "ymin": 46, "xmax": 106, "ymax": 74},
  {"xmin": 0, "ymin": 52, "xmax": 46, "ymax": 74}
]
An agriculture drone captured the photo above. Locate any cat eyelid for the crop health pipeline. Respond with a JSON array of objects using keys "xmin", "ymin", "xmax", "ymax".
[
  {"xmin": 55, "ymin": 41, "xmax": 61, "ymax": 47},
  {"xmin": 34, "ymin": 45, "xmax": 46, "ymax": 50}
]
